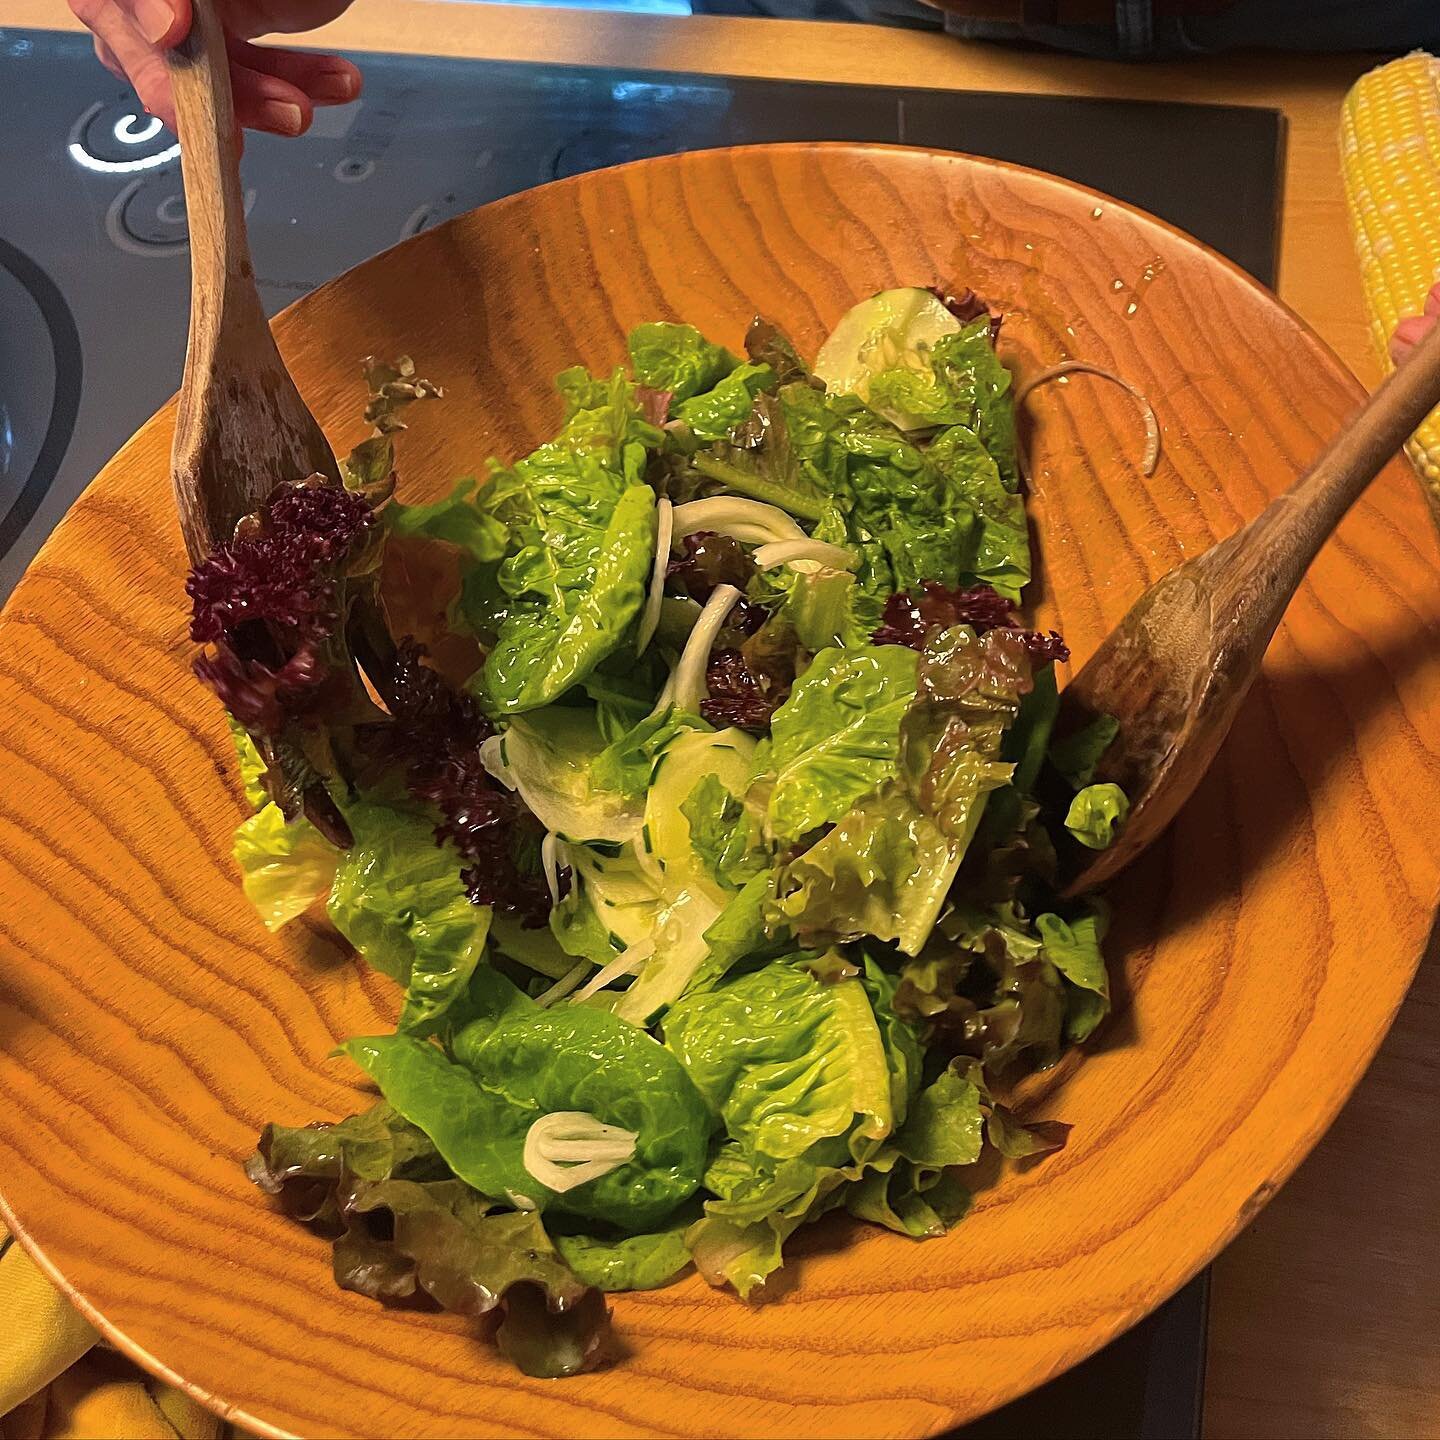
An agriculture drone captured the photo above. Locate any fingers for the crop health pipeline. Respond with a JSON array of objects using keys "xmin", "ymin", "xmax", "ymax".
[
  {"xmin": 69, "ymin": 0, "xmax": 181, "ymax": 127},
  {"xmin": 71, "ymin": 0, "xmax": 359, "ymax": 138},
  {"xmin": 225, "ymin": 37, "xmax": 361, "ymax": 136},
  {"xmin": 1390, "ymin": 314, "xmax": 1433, "ymax": 367},
  {"xmin": 230, "ymin": 37, "xmax": 361, "ymax": 106}
]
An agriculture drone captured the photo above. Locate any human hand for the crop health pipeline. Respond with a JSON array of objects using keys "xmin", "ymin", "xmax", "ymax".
[
  {"xmin": 68, "ymin": 0, "xmax": 362, "ymax": 137},
  {"xmin": 1390, "ymin": 282, "xmax": 1440, "ymax": 366}
]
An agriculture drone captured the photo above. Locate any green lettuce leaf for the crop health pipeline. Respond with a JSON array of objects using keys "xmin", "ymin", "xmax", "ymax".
[
  {"xmin": 477, "ymin": 376, "xmax": 663, "ymax": 713},
  {"xmin": 247, "ymin": 1102, "xmax": 609, "ymax": 1377},
  {"xmin": 226, "ymin": 714, "xmax": 269, "ymax": 809},
  {"xmin": 895, "ymin": 1063, "xmax": 985, "ymax": 1168},
  {"xmin": 553, "ymin": 1223, "xmax": 694, "ymax": 1292},
  {"xmin": 233, "ymin": 803, "xmax": 339, "ymax": 932},
  {"xmin": 765, "ymin": 645, "xmax": 919, "ymax": 843},
  {"xmin": 324, "ymin": 802, "xmax": 490, "ymax": 1035},
  {"xmin": 452, "ymin": 1005, "xmax": 713, "ymax": 1229},
  {"xmin": 774, "ymin": 786, "xmax": 959, "ymax": 957},
  {"xmin": 1065, "ymin": 782, "xmax": 1130, "ymax": 850},
  {"xmin": 628, "ymin": 322, "xmax": 737, "ymax": 402},
  {"xmin": 846, "ymin": 1159, "xmax": 971, "ymax": 1238},
  {"xmin": 1037, "ymin": 906, "xmax": 1111, "ymax": 1042},
  {"xmin": 664, "ymin": 959, "xmax": 893, "ymax": 1165},
  {"xmin": 676, "ymin": 362, "xmax": 775, "ymax": 441},
  {"xmin": 591, "ymin": 705, "xmax": 691, "ymax": 800},
  {"xmin": 924, "ymin": 423, "xmax": 1029, "ymax": 599},
  {"xmin": 681, "ymin": 774, "xmax": 765, "ymax": 891},
  {"xmin": 1049, "ymin": 714, "xmax": 1121, "ymax": 789},
  {"xmin": 387, "ymin": 476, "xmax": 508, "ymax": 562}
]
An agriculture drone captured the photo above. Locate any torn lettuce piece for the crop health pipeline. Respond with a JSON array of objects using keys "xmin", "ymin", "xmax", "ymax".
[
  {"xmin": 1064, "ymin": 782, "xmax": 1130, "ymax": 850},
  {"xmin": 324, "ymin": 802, "xmax": 490, "ymax": 1036},
  {"xmin": 666, "ymin": 957, "xmax": 896, "ymax": 1296},
  {"xmin": 628, "ymin": 322, "xmax": 738, "ymax": 403},
  {"xmin": 386, "ymin": 475, "xmax": 508, "ymax": 562},
  {"xmin": 765, "ymin": 645, "xmax": 919, "ymax": 844},
  {"xmin": 477, "ymin": 375, "xmax": 663, "ymax": 713},
  {"xmin": 233, "ymin": 803, "xmax": 339, "ymax": 932},
  {"xmin": 676, "ymin": 362, "xmax": 775, "ymax": 442},
  {"xmin": 451, "ymin": 1005, "xmax": 713, "ymax": 1229},
  {"xmin": 1037, "ymin": 905, "xmax": 1112, "ymax": 1042},
  {"xmin": 226, "ymin": 714, "xmax": 270, "ymax": 809},
  {"xmin": 1049, "ymin": 713, "xmax": 1121, "ymax": 790},
  {"xmin": 553, "ymin": 1222, "xmax": 694, "ymax": 1292},
  {"xmin": 681, "ymin": 773, "xmax": 766, "ymax": 892}
]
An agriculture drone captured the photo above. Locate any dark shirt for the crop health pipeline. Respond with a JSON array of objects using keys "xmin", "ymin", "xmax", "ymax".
[{"xmin": 692, "ymin": 0, "xmax": 1440, "ymax": 56}]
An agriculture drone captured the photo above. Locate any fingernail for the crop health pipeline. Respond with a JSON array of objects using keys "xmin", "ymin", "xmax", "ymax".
[
  {"xmin": 310, "ymin": 72, "xmax": 357, "ymax": 102},
  {"xmin": 134, "ymin": 0, "xmax": 174, "ymax": 45},
  {"xmin": 262, "ymin": 101, "xmax": 305, "ymax": 135}
]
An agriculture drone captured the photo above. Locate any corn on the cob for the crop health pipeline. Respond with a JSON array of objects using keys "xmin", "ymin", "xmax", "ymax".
[{"xmin": 1340, "ymin": 51, "xmax": 1440, "ymax": 492}]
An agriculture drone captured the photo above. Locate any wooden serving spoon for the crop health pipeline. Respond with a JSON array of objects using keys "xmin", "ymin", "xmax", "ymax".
[
  {"xmin": 1061, "ymin": 316, "xmax": 1440, "ymax": 896},
  {"xmin": 166, "ymin": 0, "xmax": 339, "ymax": 567}
]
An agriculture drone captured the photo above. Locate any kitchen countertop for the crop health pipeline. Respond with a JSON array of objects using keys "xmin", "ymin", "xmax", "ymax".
[{"xmin": 15, "ymin": 4, "xmax": 1440, "ymax": 1437}]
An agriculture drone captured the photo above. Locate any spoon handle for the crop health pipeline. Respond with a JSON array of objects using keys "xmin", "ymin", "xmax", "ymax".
[
  {"xmin": 166, "ymin": 0, "xmax": 296, "ymax": 561},
  {"xmin": 1229, "ymin": 309, "xmax": 1440, "ymax": 585}
]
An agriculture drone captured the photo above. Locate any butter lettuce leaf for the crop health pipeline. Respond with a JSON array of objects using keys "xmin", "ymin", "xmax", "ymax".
[
  {"xmin": 387, "ymin": 475, "xmax": 508, "ymax": 562},
  {"xmin": 766, "ymin": 645, "xmax": 919, "ymax": 843},
  {"xmin": 478, "ymin": 376, "xmax": 662, "ymax": 713},
  {"xmin": 453, "ymin": 1005, "xmax": 713, "ymax": 1229},
  {"xmin": 233, "ymin": 803, "xmax": 339, "ymax": 932},
  {"xmin": 325, "ymin": 801, "xmax": 490, "ymax": 1036},
  {"xmin": 628, "ymin": 322, "xmax": 737, "ymax": 402},
  {"xmin": 553, "ymin": 1223, "xmax": 694, "ymax": 1292},
  {"xmin": 676, "ymin": 362, "xmax": 774, "ymax": 441},
  {"xmin": 1065, "ymin": 782, "xmax": 1130, "ymax": 850}
]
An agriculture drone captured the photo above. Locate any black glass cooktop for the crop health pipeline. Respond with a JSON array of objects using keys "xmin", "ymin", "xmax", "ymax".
[{"xmin": 0, "ymin": 25, "xmax": 1280, "ymax": 1436}]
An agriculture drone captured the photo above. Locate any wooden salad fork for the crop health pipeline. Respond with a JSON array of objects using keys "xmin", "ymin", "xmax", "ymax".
[
  {"xmin": 165, "ymin": 0, "xmax": 340, "ymax": 565},
  {"xmin": 1062, "ymin": 316, "xmax": 1440, "ymax": 895}
]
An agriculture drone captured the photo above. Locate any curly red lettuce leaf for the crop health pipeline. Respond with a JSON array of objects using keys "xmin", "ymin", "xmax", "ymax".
[
  {"xmin": 247, "ymin": 1102, "xmax": 611, "ymax": 1378},
  {"xmin": 873, "ymin": 580, "xmax": 1067, "ymax": 666}
]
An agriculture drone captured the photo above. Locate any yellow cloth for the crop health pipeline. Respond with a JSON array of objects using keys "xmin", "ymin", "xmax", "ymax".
[{"xmin": 0, "ymin": 1225, "xmax": 227, "ymax": 1440}]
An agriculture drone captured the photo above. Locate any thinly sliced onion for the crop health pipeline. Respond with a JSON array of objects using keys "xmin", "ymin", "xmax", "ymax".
[
  {"xmin": 1015, "ymin": 361, "xmax": 1161, "ymax": 477},
  {"xmin": 670, "ymin": 584, "xmax": 741, "ymax": 715},
  {"xmin": 572, "ymin": 937, "xmax": 654, "ymax": 1004},
  {"xmin": 540, "ymin": 832, "xmax": 569, "ymax": 907},
  {"xmin": 636, "ymin": 497, "xmax": 674, "ymax": 656},
  {"xmin": 504, "ymin": 1188, "xmax": 539, "ymax": 1212},
  {"xmin": 753, "ymin": 538, "xmax": 855, "ymax": 571},
  {"xmin": 671, "ymin": 497, "xmax": 807, "ymax": 547},
  {"xmin": 535, "ymin": 960, "xmax": 590, "ymax": 1008},
  {"xmin": 523, "ymin": 1111, "xmax": 638, "ymax": 1193},
  {"xmin": 479, "ymin": 735, "xmax": 516, "ymax": 790}
]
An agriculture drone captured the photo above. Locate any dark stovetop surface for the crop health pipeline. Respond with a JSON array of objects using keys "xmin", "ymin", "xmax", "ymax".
[{"xmin": 1, "ymin": 27, "xmax": 1280, "ymax": 1436}]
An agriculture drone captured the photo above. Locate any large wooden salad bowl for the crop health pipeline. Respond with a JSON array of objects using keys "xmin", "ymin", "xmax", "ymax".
[{"xmin": 1, "ymin": 144, "xmax": 1438, "ymax": 1438}]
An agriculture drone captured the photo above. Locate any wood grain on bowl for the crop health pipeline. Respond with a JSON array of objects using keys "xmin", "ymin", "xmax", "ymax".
[{"xmin": 0, "ymin": 145, "xmax": 1437, "ymax": 1440}]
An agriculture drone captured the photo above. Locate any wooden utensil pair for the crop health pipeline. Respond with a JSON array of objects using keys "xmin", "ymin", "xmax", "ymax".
[{"xmin": 165, "ymin": 0, "xmax": 1440, "ymax": 884}]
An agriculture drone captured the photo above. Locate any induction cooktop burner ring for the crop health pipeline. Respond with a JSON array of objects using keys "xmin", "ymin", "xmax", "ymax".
[{"xmin": 0, "ymin": 237, "xmax": 83, "ymax": 564}]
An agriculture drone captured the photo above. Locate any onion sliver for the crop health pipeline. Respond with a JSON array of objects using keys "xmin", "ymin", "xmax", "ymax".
[
  {"xmin": 753, "ymin": 538, "xmax": 855, "ymax": 571},
  {"xmin": 636, "ymin": 497, "xmax": 674, "ymax": 656},
  {"xmin": 671, "ymin": 497, "xmax": 807, "ymax": 546},
  {"xmin": 1016, "ymin": 361, "xmax": 1161, "ymax": 477},
  {"xmin": 670, "ymin": 584, "xmax": 741, "ymax": 714},
  {"xmin": 523, "ymin": 1111, "xmax": 638, "ymax": 1193}
]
